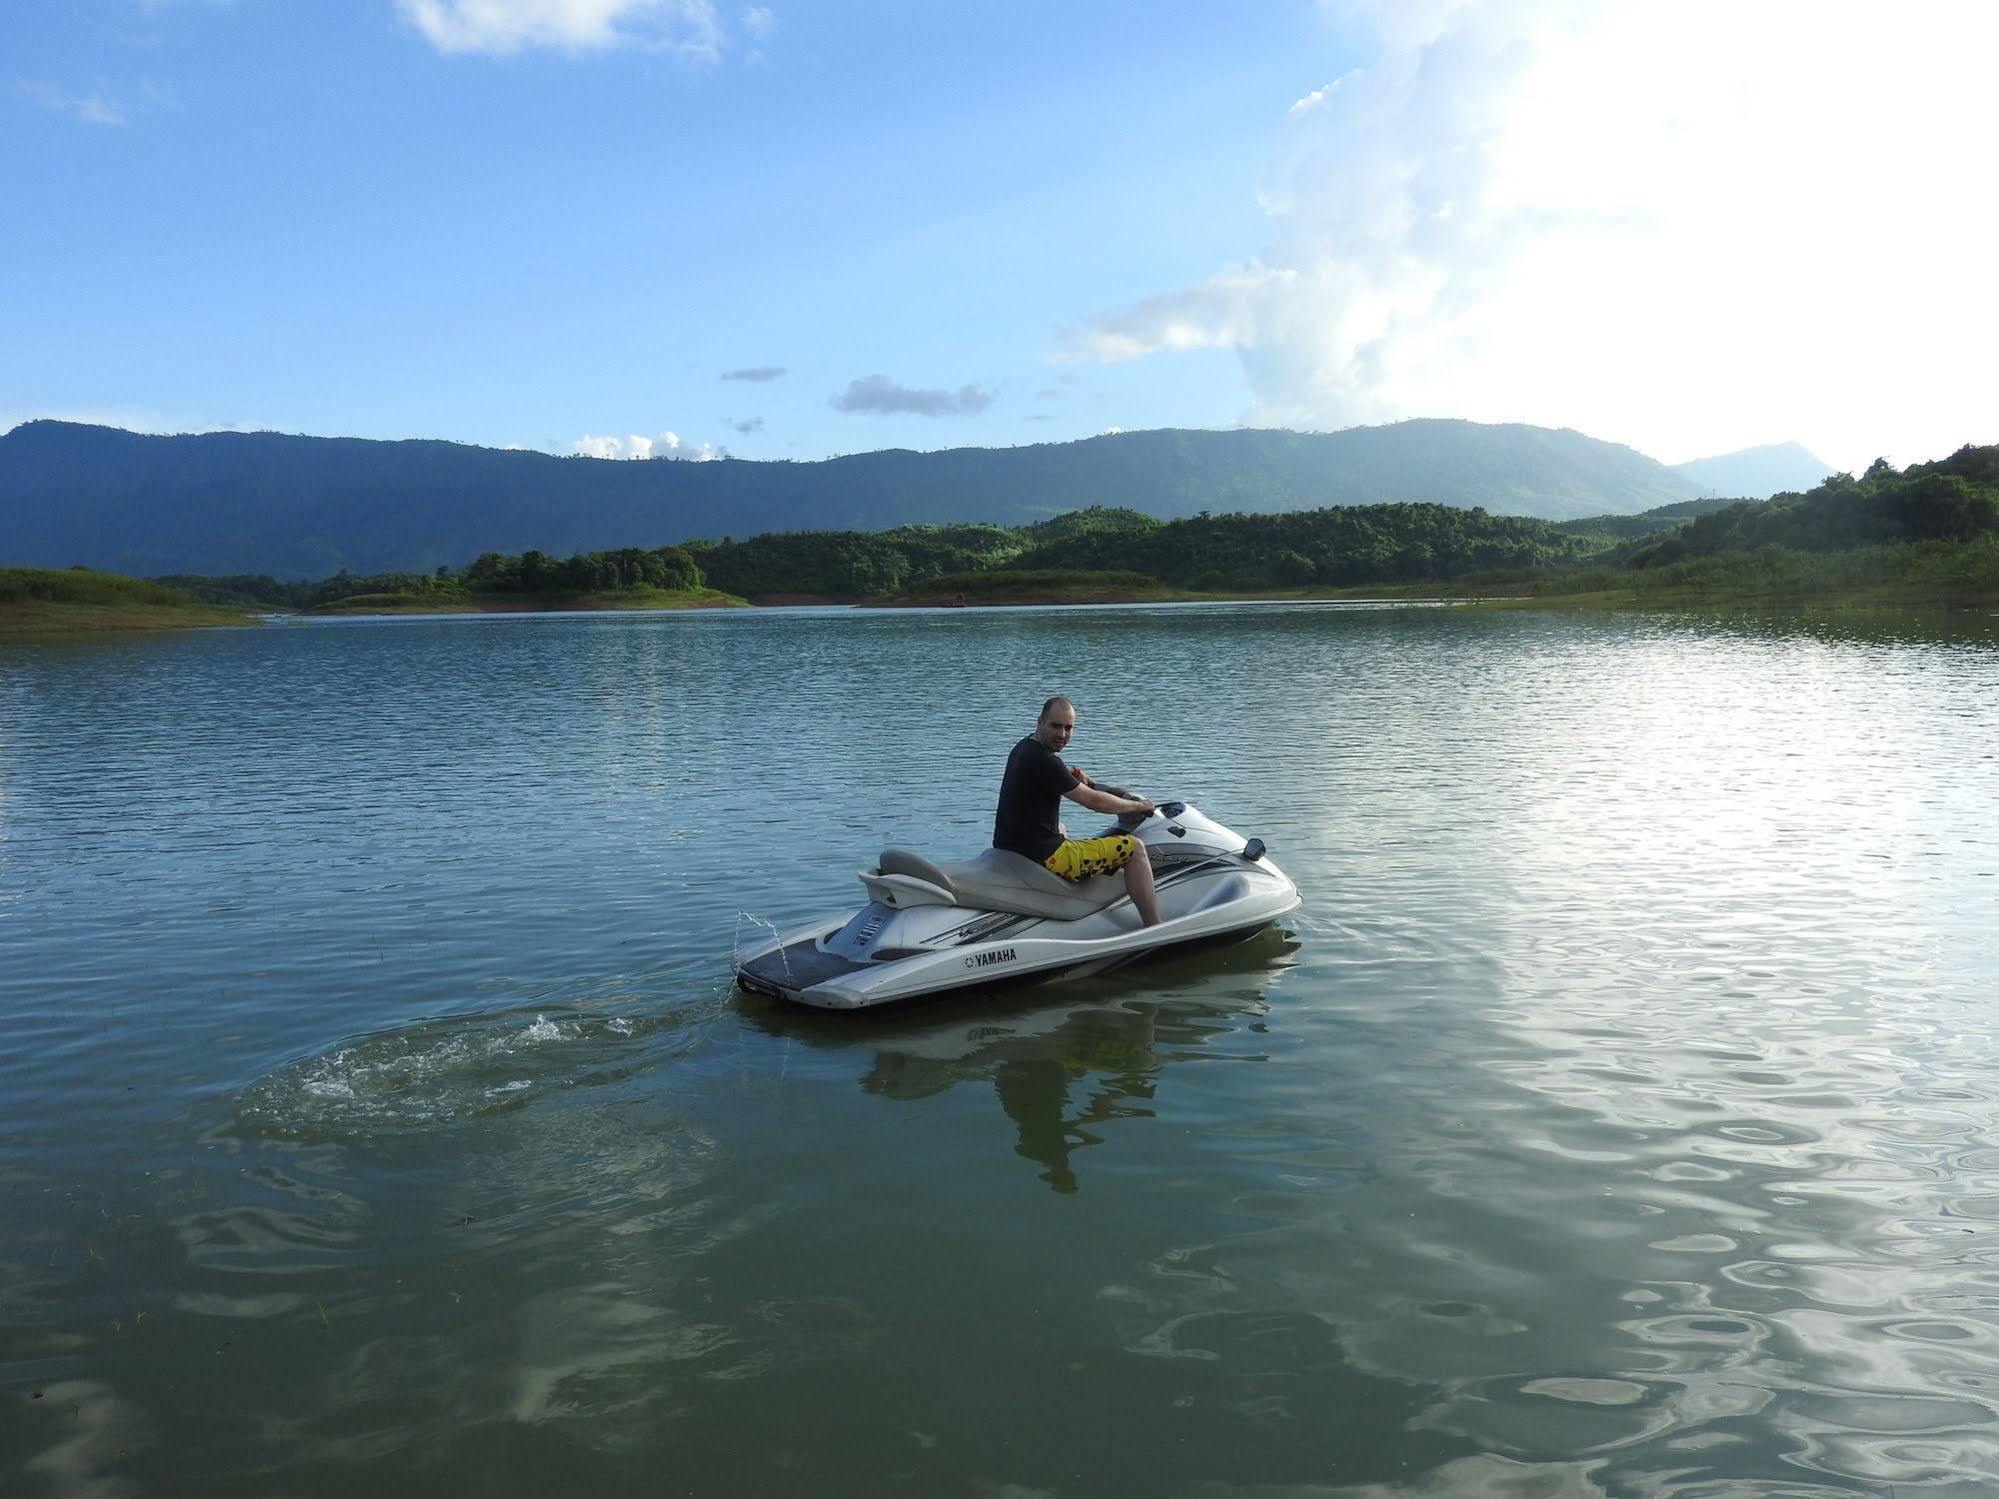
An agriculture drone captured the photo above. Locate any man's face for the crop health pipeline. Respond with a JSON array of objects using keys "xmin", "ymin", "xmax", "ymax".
[{"xmin": 1036, "ymin": 703, "xmax": 1076, "ymax": 752}]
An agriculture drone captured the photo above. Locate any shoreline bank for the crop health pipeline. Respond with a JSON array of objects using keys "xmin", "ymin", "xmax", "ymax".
[
  {"xmin": 299, "ymin": 586, "xmax": 748, "ymax": 617},
  {"xmin": 8, "ymin": 580, "xmax": 1994, "ymax": 641},
  {"xmin": 875, "ymin": 579, "xmax": 1999, "ymax": 614},
  {"xmin": 0, "ymin": 600, "xmax": 255, "ymax": 639}
]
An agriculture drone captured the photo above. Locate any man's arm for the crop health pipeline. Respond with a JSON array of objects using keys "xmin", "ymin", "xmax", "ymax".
[{"xmin": 1064, "ymin": 782, "xmax": 1154, "ymax": 818}]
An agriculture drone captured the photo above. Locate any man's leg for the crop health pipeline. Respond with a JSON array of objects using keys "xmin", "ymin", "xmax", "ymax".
[{"xmin": 1125, "ymin": 840, "xmax": 1161, "ymax": 927}]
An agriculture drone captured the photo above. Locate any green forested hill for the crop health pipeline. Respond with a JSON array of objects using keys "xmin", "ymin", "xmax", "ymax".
[
  {"xmin": 1632, "ymin": 446, "xmax": 1998, "ymax": 564},
  {"xmin": 687, "ymin": 447, "xmax": 1998, "ymax": 599},
  {"xmin": 161, "ymin": 498, "xmax": 1698, "ymax": 608},
  {"xmin": 44, "ymin": 445, "xmax": 1999, "ymax": 616},
  {"xmin": 0, "ymin": 417, "xmax": 1702, "ymax": 578},
  {"xmin": 686, "ymin": 501, "xmax": 1674, "ymax": 597},
  {"xmin": 1551, "ymin": 495, "xmax": 1744, "ymax": 541}
]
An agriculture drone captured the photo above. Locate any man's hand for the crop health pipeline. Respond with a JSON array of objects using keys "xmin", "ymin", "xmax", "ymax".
[
  {"xmin": 1064, "ymin": 781, "xmax": 1154, "ymax": 818},
  {"xmin": 1070, "ymin": 766, "xmax": 1094, "ymax": 787}
]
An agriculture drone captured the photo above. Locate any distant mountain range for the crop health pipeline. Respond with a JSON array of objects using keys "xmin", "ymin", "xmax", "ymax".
[
  {"xmin": 1671, "ymin": 441, "xmax": 1836, "ymax": 499},
  {"xmin": 0, "ymin": 417, "xmax": 1818, "ymax": 579}
]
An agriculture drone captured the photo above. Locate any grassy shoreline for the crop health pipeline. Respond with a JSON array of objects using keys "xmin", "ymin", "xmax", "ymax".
[
  {"xmin": 875, "ymin": 577, "xmax": 1999, "ymax": 615},
  {"xmin": 875, "ymin": 540, "xmax": 1999, "ymax": 616},
  {"xmin": 0, "ymin": 570, "xmax": 749, "ymax": 638},
  {"xmin": 0, "ymin": 599, "xmax": 256, "ymax": 638},
  {"xmin": 9, "ymin": 563, "xmax": 1994, "ymax": 640},
  {"xmin": 0, "ymin": 567, "xmax": 256, "ymax": 639},
  {"xmin": 880, "ymin": 569, "xmax": 1180, "ymax": 608}
]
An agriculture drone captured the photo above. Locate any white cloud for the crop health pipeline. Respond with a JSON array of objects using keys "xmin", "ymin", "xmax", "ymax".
[
  {"xmin": 742, "ymin": 6, "xmax": 775, "ymax": 39},
  {"xmin": 399, "ymin": 0, "xmax": 723, "ymax": 58},
  {"xmin": 1287, "ymin": 82, "xmax": 1334, "ymax": 118},
  {"xmin": 572, "ymin": 430, "xmax": 725, "ymax": 459},
  {"xmin": 1062, "ymin": 0, "xmax": 1999, "ymax": 470},
  {"xmin": 16, "ymin": 82, "xmax": 127, "ymax": 126}
]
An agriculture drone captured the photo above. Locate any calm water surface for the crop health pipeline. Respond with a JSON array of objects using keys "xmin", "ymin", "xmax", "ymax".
[{"xmin": 3, "ymin": 603, "xmax": 1996, "ymax": 1497}]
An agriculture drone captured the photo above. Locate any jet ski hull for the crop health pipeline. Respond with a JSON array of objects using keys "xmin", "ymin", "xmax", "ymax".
[{"xmin": 735, "ymin": 803, "xmax": 1299, "ymax": 1010}]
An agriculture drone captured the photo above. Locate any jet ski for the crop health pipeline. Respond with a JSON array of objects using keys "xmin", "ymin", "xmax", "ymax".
[{"xmin": 734, "ymin": 796, "xmax": 1300, "ymax": 1010}]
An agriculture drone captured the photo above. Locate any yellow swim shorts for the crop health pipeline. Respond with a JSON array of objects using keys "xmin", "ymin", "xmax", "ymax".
[{"xmin": 1043, "ymin": 833, "xmax": 1137, "ymax": 882}]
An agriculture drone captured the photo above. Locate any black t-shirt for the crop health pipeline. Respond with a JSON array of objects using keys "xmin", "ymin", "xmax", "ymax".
[{"xmin": 993, "ymin": 734, "xmax": 1074, "ymax": 862}]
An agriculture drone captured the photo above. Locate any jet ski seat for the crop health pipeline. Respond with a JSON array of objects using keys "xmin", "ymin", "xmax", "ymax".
[{"xmin": 873, "ymin": 847, "xmax": 1130, "ymax": 920}]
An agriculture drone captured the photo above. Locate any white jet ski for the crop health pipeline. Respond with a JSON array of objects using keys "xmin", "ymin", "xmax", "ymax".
[{"xmin": 734, "ymin": 797, "xmax": 1300, "ymax": 1010}]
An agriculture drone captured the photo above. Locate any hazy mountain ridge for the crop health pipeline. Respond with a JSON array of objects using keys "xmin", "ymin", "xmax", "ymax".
[
  {"xmin": 1671, "ymin": 441, "xmax": 1836, "ymax": 499},
  {"xmin": 2, "ymin": 417, "xmax": 1706, "ymax": 577}
]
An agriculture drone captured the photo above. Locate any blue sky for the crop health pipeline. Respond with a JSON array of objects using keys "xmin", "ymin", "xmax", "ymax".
[{"xmin": 6, "ymin": 2, "xmax": 1995, "ymax": 472}]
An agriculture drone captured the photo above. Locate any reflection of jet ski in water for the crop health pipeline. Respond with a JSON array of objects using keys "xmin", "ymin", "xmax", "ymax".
[{"xmin": 734, "ymin": 794, "xmax": 1300, "ymax": 1010}]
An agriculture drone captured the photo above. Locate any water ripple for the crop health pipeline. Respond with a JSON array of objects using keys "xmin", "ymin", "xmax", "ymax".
[{"xmin": 234, "ymin": 1001, "xmax": 710, "ymax": 1138}]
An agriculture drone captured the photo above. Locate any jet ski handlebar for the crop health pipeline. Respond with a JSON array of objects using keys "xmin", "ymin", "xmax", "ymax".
[{"xmin": 1090, "ymin": 781, "xmax": 1186, "ymax": 827}]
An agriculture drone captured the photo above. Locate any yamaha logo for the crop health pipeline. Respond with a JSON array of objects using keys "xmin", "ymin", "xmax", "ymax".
[{"xmin": 965, "ymin": 948, "xmax": 1016, "ymax": 970}]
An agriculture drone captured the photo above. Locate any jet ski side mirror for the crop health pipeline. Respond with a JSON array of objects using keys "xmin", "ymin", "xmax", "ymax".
[{"xmin": 1242, "ymin": 837, "xmax": 1266, "ymax": 862}]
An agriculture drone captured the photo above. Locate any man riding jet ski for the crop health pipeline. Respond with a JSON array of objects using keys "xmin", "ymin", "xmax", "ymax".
[
  {"xmin": 734, "ymin": 696, "xmax": 1300, "ymax": 1010},
  {"xmin": 993, "ymin": 695, "xmax": 1163, "ymax": 924}
]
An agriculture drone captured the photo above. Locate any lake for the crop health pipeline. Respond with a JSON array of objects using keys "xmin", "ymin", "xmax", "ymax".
[{"xmin": 3, "ymin": 602, "xmax": 1997, "ymax": 1497}]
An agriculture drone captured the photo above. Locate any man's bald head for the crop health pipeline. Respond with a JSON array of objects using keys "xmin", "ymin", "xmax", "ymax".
[{"xmin": 1035, "ymin": 696, "xmax": 1077, "ymax": 751}]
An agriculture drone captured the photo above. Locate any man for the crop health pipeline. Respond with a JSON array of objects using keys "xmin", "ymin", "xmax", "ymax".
[{"xmin": 993, "ymin": 696, "xmax": 1163, "ymax": 927}]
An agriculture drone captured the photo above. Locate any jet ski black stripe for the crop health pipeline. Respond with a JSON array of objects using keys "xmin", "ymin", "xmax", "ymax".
[
  {"xmin": 943, "ymin": 910, "xmax": 1035, "ymax": 945},
  {"xmin": 948, "ymin": 916, "xmax": 1036, "ymax": 946},
  {"xmin": 738, "ymin": 940, "xmax": 871, "ymax": 996}
]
